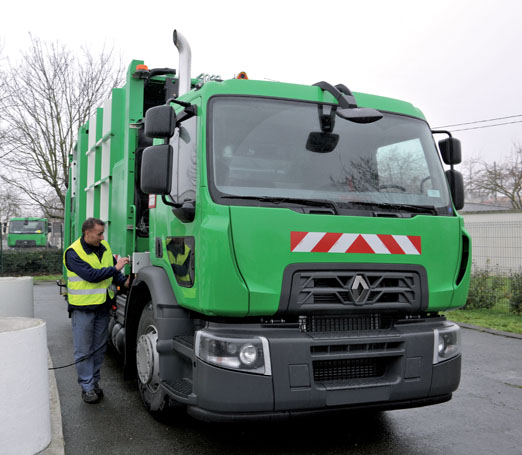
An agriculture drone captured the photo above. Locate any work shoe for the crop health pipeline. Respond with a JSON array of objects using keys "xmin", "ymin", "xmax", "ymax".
[
  {"xmin": 82, "ymin": 389, "xmax": 100, "ymax": 404},
  {"xmin": 94, "ymin": 383, "xmax": 104, "ymax": 398}
]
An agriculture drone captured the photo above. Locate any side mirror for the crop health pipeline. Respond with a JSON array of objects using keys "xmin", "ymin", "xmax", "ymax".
[
  {"xmin": 140, "ymin": 144, "xmax": 173, "ymax": 195},
  {"xmin": 439, "ymin": 137, "xmax": 462, "ymax": 165},
  {"xmin": 445, "ymin": 169, "xmax": 464, "ymax": 210},
  {"xmin": 144, "ymin": 105, "xmax": 177, "ymax": 139}
]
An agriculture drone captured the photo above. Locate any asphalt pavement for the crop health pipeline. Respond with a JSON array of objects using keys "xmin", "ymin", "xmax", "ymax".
[{"xmin": 34, "ymin": 282, "xmax": 522, "ymax": 455}]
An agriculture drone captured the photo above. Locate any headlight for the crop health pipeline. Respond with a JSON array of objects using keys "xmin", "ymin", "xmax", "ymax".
[
  {"xmin": 195, "ymin": 331, "xmax": 272, "ymax": 375},
  {"xmin": 433, "ymin": 323, "xmax": 461, "ymax": 364}
]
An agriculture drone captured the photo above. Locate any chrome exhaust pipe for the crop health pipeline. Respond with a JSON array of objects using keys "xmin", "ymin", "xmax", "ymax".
[{"xmin": 173, "ymin": 30, "xmax": 192, "ymax": 96}]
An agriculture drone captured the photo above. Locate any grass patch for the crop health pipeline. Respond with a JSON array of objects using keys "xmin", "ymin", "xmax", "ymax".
[
  {"xmin": 444, "ymin": 309, "xmax": 522, "ymax": 335},
  {"xmin": 33, "ymin": 274, "xmax": 62, "ymax": 282}
]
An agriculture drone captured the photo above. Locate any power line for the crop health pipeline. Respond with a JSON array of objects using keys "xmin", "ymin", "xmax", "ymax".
[
  {"xmin": 447, "ymin": 120, "xmax": 522, "ymax": 132},
  {"xmin": 434, "ymin": 114, "xmax": 522, "ymax": 129}
]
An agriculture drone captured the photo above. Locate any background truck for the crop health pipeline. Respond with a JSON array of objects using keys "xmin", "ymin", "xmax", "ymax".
[
  {"xmin": 63, "ymin": 30, "xmax": 471, "ymax": 421},
  {"xmin": 8, "ymin": 217, "xmax": 49, "ymax": 248}
]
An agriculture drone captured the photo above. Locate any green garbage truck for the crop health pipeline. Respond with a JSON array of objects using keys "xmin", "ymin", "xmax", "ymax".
[
  {"xmin": 63, "ymin": 30, "xmax": 471, "ymax": 421},
  {"xmin": 8, "ymin": 217, "xmax": 49, "ymax": 248}
]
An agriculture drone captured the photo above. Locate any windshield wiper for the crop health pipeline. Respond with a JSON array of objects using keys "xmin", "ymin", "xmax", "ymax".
[
  {"xmin": 221, "ymin": 195, "xmax": 339, "ymax": 214},
  {"xmin": 343, "ymin": 201, "xmax": 438, "ymax": 215}
]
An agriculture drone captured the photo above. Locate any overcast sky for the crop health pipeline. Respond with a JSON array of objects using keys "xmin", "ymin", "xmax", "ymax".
[{"xmin": 2, "ymin": 0, "xmax": 522, "ymax": 165}]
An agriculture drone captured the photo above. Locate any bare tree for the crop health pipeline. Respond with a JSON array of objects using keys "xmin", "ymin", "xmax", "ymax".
[
  {"xmin": 467, "ymin": 146, "xmax": 522, "ymax": 209},
  {"xmin": 0, "ymin": 40, "xmax": 8, "ymax": 153},
  {"xmin": 0, "ymin": 36, "xmax": 124, "ymax": 219},
  {"xmin": 462, "ymin": 159, "xmax": 489, "ymax": 203},
  {"xmin": 0, "ymin": 186, "xmax": 22, "ymax": 221}
]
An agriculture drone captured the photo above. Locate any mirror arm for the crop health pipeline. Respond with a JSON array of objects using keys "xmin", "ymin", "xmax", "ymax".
[
  {"xmin": 162, "ymin": 194, "xmax": 182, "ymax": 208},
  {"xmin": 166, "ymin": 98, "xmax": 198, "ymax": 122},
  {"xmin": 166, "ymin": 98, "xmax": 191, "ymax": 108},
  {"xmin": 313, "ymin": 81, "xmax": 357, "ymax": 109},
  {"xmin": 431, "ymin": 129, "xmax": 453, "ymax": 138},
  {"xmin": 172, "ymin": 200, "xmax": 196, "ymax": 223},
  {"xmin": 432, "ymin": 130, "xmax": 456, "ymax": 170},
  {"xmin": 182, "ymin": 104, "xmax": 198, "ymax": 117}
]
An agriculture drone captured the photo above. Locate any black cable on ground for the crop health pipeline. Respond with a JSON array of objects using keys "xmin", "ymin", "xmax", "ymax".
[{"xmin": 49, "ymin": 341, "xmax": 109, "ymax": 370}]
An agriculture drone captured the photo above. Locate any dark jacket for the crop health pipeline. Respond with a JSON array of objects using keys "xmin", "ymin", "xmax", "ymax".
[{"xmin": 65, "ymin": 237, "xmax": 127, "ymax": 312}]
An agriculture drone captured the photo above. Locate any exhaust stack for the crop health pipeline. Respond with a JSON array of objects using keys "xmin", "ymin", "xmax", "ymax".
[{"xmin": 173, "ymin": 30, "xmax": 192, "ymax": 96}]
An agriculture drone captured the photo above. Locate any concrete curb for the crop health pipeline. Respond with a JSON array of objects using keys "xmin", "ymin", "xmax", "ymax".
[
  {"xmin": 40, "ymin": 352, "xmax": 65, "ymax": 455},
  {"xmin": 458, "ymin": 323, "xmax": 522, "ymax": 340}
]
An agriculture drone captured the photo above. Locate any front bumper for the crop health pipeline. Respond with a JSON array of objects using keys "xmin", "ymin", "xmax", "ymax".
[
  {"xmin": 13, "ymin": 240, "xmax": 37, "ymax": 248},
  {"xmin": 188, "ymin": 392, "xmax": 454, "ymax": 422},
  {"xmin": 185, "ymin": 318, "xmax": 461, "ymax": 421}
]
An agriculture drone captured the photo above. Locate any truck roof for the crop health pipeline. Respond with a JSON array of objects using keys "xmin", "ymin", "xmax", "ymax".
[
  {"xmin": 190, "ymin": 78, "xmax": 426, "ymax": 121},
  {"xmin": 9, "ymin": 217, "xmax": 47, "ymax": 221}
]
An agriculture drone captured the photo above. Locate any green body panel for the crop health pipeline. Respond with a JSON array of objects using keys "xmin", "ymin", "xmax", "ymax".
[
  {"xmin": 66, "ymin": 62, "xmax": 145, "ymax": 278},
  {"xmin": 8, "ymin": 217, "xmax": 48, "ymax": 247},
  {"xmin": 106, "ymin": 87, "xmax": 126, "ymax": 252},
  {"xmin": 64, "ymin": 62, "xmax": 470, "ymax": 317},
  {"xmin": 87, "ymin": 107, "xmax": 104, "ymax": 220},
  {"xmin": 109, "ymin": 61, "xmax": 145, "ymax": 263},
  {"xmin": 149, "ymin": 191, "xmax": 249, "ymax": 316},
  {"xmin": 7, "ymin": 233, "xmax": 46, "ymax": 247},
  {"xmin": 67, "ymin": 124, "xmax": 89, "ymax": 247},
  {"xmin": 228, "ymin": 207, "xmax": 466, "ymax": 315}
]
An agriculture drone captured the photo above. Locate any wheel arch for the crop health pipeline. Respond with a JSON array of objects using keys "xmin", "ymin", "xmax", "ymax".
[
  {"xmin": 123, "ymin": 265, "xmax": 193, "ymax": 380},
  {"xmin": 123, "ymin": 266, "xmax": 178, "ymax": 379}
]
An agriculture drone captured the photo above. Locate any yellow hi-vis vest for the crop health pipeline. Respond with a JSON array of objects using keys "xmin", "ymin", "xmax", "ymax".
[
  {"xmin": 167, "ymin": 244, "xmax": 191, "ymax": 283},
  {"xmin": 64, "ymin": 238, "xmax": 115, "ymax": 307}
]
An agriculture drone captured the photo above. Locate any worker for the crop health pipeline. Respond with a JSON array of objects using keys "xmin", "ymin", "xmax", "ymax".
[{"xmin": 64, "ymin": 217, "xmax": 130, "ymax": 404}]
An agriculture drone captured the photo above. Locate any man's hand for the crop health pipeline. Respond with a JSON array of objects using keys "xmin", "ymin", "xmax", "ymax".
[
  {"xmin": 115, "ymin": 256, "xmax": 130, "ymax": 272},
  {"xmin": 124, "ymin": 276, "xmax": 131, "ymax": 288}
]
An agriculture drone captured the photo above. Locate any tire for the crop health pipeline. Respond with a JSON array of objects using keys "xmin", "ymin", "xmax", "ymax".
[{"xmin": 136, "ymin": 301, "xmax": 169, "ymax": 414}]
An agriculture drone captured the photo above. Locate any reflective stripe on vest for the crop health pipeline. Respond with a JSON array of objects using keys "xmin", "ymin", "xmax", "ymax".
[
  {"xmin": 63, "ymin": 238, "xmax": 115, "ymax": 307},
  {"xmin": 167, "ymin": 244, "xmax": 191, "ymax": 282},
  {"xmin": 68, "ymin": 288, "xmax": 108, "ymax": 295}
]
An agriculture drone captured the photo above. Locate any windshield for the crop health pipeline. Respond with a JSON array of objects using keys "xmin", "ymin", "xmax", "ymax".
[
  {"xmin": 9, "ymin": 220, "xmax": 45, "ymax": 234},
  {"xmin": 209, "ymin": 97, "xmax": 452, "ymax": 215}
]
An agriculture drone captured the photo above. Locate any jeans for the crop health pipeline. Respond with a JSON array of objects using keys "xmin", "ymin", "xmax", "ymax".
[{"xmin": 71, "ymin": 309, "xmax": 109, "ymax": 392}]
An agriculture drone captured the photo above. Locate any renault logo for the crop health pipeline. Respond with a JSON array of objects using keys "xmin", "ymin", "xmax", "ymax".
[{"xmin": 351, "ymin": 275, "xmax": 370, "ymax": 305}]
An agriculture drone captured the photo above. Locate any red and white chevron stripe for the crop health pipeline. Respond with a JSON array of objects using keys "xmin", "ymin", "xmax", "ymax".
[{"xmin": 290, "ymin": 231, "xmax": 421, "ymax": 255}]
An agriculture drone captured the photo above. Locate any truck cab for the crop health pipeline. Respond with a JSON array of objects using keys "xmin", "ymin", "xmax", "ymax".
[
  {"xmin": 136, "ymin": 77, "xmax": 469, "ymax": 420},
  {"xmin": 8, "ymin": 217, "xmax": 49, "ymax": 248}
]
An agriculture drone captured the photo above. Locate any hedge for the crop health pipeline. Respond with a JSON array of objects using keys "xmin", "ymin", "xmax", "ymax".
[
  {"xmin": 465, "ymin": 265, "xmax": 522, "ymax": 315},
  {"xmin": 0, "ymin": 249, "xmax": 63, "ymax": 276}
]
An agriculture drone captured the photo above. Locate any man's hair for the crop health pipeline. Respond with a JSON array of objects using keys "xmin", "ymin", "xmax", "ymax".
[{"xmin": 82, "ymin": 217, "xmax": 105, "ymax": 235}]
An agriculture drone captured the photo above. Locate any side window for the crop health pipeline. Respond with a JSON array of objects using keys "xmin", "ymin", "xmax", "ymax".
[
  {"xmin": 171, "ymin": 116, "xmax": 197, "ymax": 204},
  {"xmin": 377, "ymin": 139, "xmax": 432, "ymax": 194},
  {"xmin": 166, "ymin": 236, "xmax": 195, "ymax": 287}
]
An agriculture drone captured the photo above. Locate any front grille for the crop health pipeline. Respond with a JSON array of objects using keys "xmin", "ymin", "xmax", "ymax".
[
  {"xmin": 310, "ymin": 341, "xmax": 402, "ymax": 355},
  {"xmin": 300, "ymin": 314, "xmax": 392, "ymax": 333},
  {"xmin": 313, "ymin": 358, "xmax": 386, "ymax": 382},
  {"xmin": 291, "ymin": 269, "xmax": 422, "ymax": 310},
  {"xmin": 15, "ymin": 240, "xmax": 36, "ymax": 247}
]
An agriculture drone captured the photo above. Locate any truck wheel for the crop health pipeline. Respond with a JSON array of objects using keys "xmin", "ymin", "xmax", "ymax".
[{"xmin": 136, "ymin": 301, "xmax": 169, "ymax": 413}]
